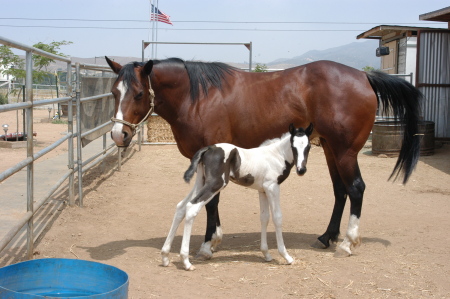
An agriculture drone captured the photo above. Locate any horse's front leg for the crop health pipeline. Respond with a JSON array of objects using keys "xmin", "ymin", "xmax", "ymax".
[
  {"xmin": 259, "ymin": 191, "xmax": 272, "ymax": 262},
  {"xmin": 197, "ymin": 193, "xmax": 222, "ymax": 260},
  {"xmin": 265, "ymin": 184, "xmax": 294, "ymax": 265},
  {"xmin": 314, "ymin": 138, "xmax": 347, "ymax": 249}
]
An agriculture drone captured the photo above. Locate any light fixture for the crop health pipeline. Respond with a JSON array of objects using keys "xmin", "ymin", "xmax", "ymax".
[{"xmin": 2, "ymin": 124, "xmax": 9, "ymax": 136}]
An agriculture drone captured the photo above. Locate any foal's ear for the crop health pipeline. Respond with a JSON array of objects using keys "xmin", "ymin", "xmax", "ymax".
[
  {"xmin": 105, "ymin": 56, "xmax": 122, "ymax": 74},
  {"xmin": 305, "ymin": 123, "xmax": 314, "ymax": 136},
  {"xmin": 289, "ymin": 123, "xmax": 295, "ymax": 134},
  {"xmin": 143, "ymin": 60, "xmax": 154, "ymax": 76}
]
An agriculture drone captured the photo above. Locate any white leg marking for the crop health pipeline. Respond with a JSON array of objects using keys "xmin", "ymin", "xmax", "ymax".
[
  {"xmin": 210, "ymin": 225, "xmax": 223, "ymax": 251},
  {"xmin": 337, "ymin": 214, "xmax": 361, "ymax": 256},
  {"xmin": 196, "ymin": 241, "xmax": 213, "ymax": 260}
]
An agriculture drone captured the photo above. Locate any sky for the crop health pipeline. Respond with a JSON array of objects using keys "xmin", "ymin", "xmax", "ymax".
[{"xmin": 1, "ymin": 0, "xmax": 448, "ymax": 64}]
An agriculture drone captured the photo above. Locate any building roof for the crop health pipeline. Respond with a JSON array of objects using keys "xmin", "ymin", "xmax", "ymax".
[
  {"xmin": 357, "ymin": 25, "xmax": 448, "ymax": 40},
  {"xmin": 419, "ymin": 6, "xmax": 450, "ymax": 22}
]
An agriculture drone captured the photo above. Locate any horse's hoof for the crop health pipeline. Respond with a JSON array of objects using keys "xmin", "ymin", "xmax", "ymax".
[
  {"xmin": 263, "ymin": 254, "xmax": 273, "ymax": 262},
  {"xmin": 334, "ymin": 247, "xmax": 351, "ymax": 258},
  {"xmin": 311, "ymin": 239, "xmax": 328, "ymax": 249},
  {"xmin": 195, "ymin": 252, "xmax": 212, "ymax": 260}
]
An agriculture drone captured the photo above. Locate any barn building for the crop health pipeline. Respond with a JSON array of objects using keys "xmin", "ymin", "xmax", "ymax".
[{"xmin": 358, "ymin": 6, "xmax": 450, "ymax": 140}]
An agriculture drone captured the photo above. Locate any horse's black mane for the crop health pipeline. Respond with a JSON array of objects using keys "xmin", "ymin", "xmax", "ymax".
[
  {"xmin": 118, "ymin": 61, "xmax": 145, "ymax": 88},
  {"xmin": 154, "ymin": 58, "xmax": 237, "ymax": 101},
  {"xmin": 119, "ymin": 58, "xmax": 236, "ymax": 101}
]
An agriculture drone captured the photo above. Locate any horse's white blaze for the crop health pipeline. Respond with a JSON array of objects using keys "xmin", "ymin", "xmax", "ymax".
[
  {"xmin": 111, "ymin": 81, "xmax": 126, "ymax": 138},
  {"xmin": 292, "ymin": 135, "xmax": 309, "ymax": 171}
]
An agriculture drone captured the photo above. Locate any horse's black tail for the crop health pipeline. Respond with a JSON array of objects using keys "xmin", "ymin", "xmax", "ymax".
[
  {"xmin": 366, "ymin": 70, "xmax": 423, "ymax": 184},
  {"xmin": 184, "ymin": 146, "xmax": 210, "ymax": 183}
]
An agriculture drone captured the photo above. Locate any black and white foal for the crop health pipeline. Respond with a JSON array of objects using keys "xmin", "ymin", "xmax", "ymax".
[{"xmin": 161, "ymin": 124, "xmax": 314, "ymax": 270}]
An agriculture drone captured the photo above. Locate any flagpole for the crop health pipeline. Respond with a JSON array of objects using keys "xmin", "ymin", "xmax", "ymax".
[
  {"xmin": 155, "ymin": 0, "xmax": 159, "ymax": 59},
  {"xmin": 151, "ymin": 0, "xmax": 155, "ymax": 59}
]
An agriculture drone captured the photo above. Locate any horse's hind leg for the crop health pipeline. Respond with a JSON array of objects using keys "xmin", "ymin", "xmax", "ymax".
[
  {"xmin": 313, "ymin": 138, "xmax": 348, "ymax": 249},
  {"xmin": 197, "ymin": 193, "xmax": 222, "ymax": 260},
  {"xmin": 318, "ymin": 139, "xmax": 365, "ymax": 256},
  {"xmin": 334, "ymin": 157, "xmax": 365, "ymax": 257},
  {"xmin": 259, "ymin": 191, "xmax": 272, "ymax": 262}
]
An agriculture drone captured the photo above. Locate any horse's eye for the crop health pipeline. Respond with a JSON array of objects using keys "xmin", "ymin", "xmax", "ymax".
[{"xmin": 135, "ymin": 92, "xmax": 143, "ymax": 100}]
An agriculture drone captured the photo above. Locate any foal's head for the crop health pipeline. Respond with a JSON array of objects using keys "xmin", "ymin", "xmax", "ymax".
[
  {"xmin": 289, "ymin": 123, "xmax": 314, "ymax": 176},
  {"xmin": 106, "ymin": 56, "xmax": 154, "ymax": 147}
]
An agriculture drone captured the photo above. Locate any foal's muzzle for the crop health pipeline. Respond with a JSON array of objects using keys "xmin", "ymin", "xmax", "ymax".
[{"xmin": 296, "ymin": 167, "xmax": 307, "ymax": 176}]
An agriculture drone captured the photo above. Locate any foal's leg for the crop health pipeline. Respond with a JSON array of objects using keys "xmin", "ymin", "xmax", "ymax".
[
  {"xmin": 259, "ymin": 191, "xmax": 272, "ymax": 262},
  {"xmin": 265, "ymin": 184, "xmax": 294, "ymax": 264},
  {"xmin": 180, "ymin": 187, "xmax": 225, "ymax": 270},
  {"xmin": 161, "ymin": 166, "xmax": 204, "ymax": 267}
]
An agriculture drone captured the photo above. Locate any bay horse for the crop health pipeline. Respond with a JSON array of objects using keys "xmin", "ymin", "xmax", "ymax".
[
  {"xmin": 161, "ymin": 124, "xmax": 313, "ymax": 270},
  {"xmin": 105, "ymin": 56, "xmax": 422, "ymax": 258}
]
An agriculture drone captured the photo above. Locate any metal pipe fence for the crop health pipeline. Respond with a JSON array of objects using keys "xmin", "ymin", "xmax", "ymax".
[{"xmin": 0, "ymin": 36, "xmax": 137, "ymax": 260}]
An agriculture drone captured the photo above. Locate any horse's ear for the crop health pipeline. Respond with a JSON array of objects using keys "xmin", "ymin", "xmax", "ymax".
[
  {"xmin": 143, "ymin": 60, "xmax": 153, "ymax": 76},
  {"xmin": 289, "ymin": 123, "xmax": 295, "ymax": 134},
  {"xmin": 305, "ymin": 123, "xmax": 314, "ymax": 136},
  {"xmin": 105, "ymin": 56, "xmax": 122, "ymax": 74}
]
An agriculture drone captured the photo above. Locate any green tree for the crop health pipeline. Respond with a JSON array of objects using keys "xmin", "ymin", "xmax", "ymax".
[
  {"xmin": 0, "ymin": 45, "xmax": 25, "ymax": 80},
  {"xmin": 253, "ymin": 63, "xmax": 268, "ymax": 72},
  {"xmin": 0, "ymin": 40, "xmax": 72, "ymax": 83},
  {"xmin": 362, "ymin": 66, "xmax": 376, "ymax": 72},
  {"xmin": 32, "ymin": 41, "xmax": 72, "ymax": 82}
]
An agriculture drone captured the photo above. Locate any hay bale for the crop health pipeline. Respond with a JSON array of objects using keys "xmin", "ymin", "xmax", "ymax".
[{"xmin": 146, "ymin": 115, "xmax": 176, "ymax": 143}]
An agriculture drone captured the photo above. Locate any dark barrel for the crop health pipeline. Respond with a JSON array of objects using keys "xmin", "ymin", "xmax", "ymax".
[{"xmin": 372, "ymin": 120, "xmax": 435, "ymax": 156}]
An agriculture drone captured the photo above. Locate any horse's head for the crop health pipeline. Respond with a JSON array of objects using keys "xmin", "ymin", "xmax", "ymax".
[
  {"xmin": 289, "ymin": 123, "xmax": 313, "ymax": 176},
  {"xmin": 106, "ymin": 56, "xmax": 155, "ymax": 147}
]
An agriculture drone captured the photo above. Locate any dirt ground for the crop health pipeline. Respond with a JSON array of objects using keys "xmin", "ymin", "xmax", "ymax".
[{"xmin": 1, "ymin": 109, "xmax": 450, "ymax": 298}]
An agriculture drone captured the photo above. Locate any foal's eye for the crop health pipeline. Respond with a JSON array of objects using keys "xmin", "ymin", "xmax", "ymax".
[{"xmin": 135, "ymin": 92, "xmax": 143, "ymax": 100}]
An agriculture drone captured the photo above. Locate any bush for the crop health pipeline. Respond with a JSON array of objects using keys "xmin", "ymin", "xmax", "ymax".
[{"xmin": 0, "ymin": 93, "xmax": 8, "ymax": 105}]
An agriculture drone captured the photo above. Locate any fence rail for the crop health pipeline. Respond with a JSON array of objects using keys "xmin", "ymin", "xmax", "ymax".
[{"xmin": 0, "ymin": 36, "xmax": 140, "ymax": 260}]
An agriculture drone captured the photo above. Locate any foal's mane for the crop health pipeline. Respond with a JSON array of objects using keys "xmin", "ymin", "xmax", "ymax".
[
  {"xmin": 153, "ymin": 58, "xmax": 237, "ymax": 101},
  {"xmin": 259, "ymin": 132, "xmax": 290, "ymax": 147}
]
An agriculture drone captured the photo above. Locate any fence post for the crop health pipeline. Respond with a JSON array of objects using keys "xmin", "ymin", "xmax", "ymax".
[
  {"xmin": 67, "ymin": 62, "xmax": 75, "ymax": 206},
  {"xmin": 75, "ymin": 63, "xmax": 84, "ymax": 207},
  {"xmin": 25, "ymin": 51, "xmax": 34, "ymax": 260}
]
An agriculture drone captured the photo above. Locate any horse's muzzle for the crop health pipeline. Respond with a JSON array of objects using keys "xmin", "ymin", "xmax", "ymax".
[
  {"xmin": 296, "ymin": 167, "xmax": 307, "ymax": 176},
  {"xmin": 110, "ymin": 128, "xmax": 132, "ymax": 148}
]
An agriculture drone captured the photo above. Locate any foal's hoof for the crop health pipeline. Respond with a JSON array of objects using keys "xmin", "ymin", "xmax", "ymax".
[
  {"xmin": 286, "ymin": 256, "xmax": 294, "ymax": 265},
  {"xmin": 186, "ymin": 265, "xmax": 196, "ymax": 271},
  {"xmin": 311, "ymin": 239, "xmax": 328, "ymax": 249},
  {"xmin": 334, "ymin": 247, "xmax": 351, "ymax": 258}
]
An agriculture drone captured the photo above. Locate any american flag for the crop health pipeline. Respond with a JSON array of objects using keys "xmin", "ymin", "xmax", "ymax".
[{"xmin": 151, "ymin": 4, "xmax": 173, "ymax": 25}]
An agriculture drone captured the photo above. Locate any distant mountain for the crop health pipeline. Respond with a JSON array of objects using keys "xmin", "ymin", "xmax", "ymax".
[
  {"xmin": 267, "ymin": 41, "xmax": 381, "ymax": 70},
  {"xmin": 44, "ymin": 41, "xmax": 380, "ymax": 72}
]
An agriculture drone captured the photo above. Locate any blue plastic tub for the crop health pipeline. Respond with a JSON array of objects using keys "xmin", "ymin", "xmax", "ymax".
[{"xmin": 0, "ymin": 258, "xmax": 128, "ymax": 298}]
